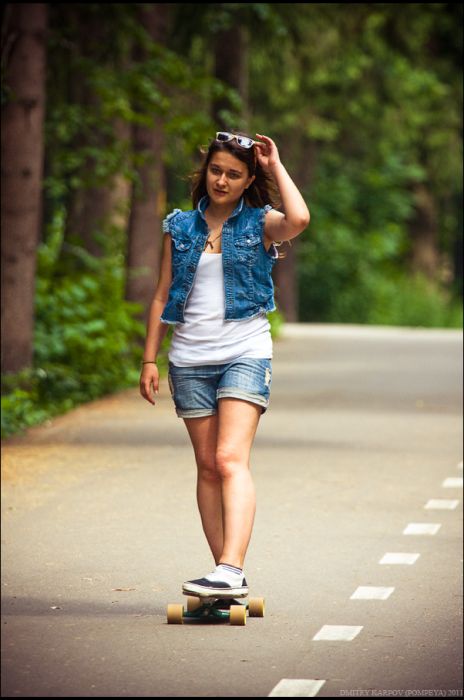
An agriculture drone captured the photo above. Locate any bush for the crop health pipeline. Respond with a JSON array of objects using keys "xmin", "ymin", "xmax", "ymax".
[
  {"xmin": 297, "ymin": 157, "xmax": 462, "ymax": 328},
  {"xmin": 1, "ymin": 226, "xmax": 149, "ymax": 438},
  {"xmin": 367, "ymin": 272, "xmax": 463, "ymax": 327}
]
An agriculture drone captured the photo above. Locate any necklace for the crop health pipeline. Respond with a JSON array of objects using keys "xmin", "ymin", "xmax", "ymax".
[{"xmin": 204, "ymin": 231, "xmax": 222, "ymax": 250}]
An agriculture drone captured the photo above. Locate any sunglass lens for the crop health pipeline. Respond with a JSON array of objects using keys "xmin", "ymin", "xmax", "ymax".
[
  {"xmin": 237, "ymin": 137, "xmax": 253, "ymax": 148},
  {"xmin": 216, "ymin": 132, "xmax": 231, "ymax": 142}
]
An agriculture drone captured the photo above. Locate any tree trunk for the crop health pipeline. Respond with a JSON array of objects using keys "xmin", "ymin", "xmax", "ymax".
[
  {"xmin": 273, "ymin": 137, "xmax": 315, "ymax": 322},
  {"xmin": 66, "ymin": 116, "xmax": 132, "ymax": 258},
  {"xmin": 125, "ymin": 4, "xmax": 170, "ymax": 323},
  {"xmin": 409, "ymin": 182, "xmax": 439, "ymax": 278},
  {"xmin": 65, "ymin": 7, "xmax": 116, "ymax": 258},
  {"xmin": 1, "ymin": 4, "xmax": 48, "ymax": 374},
  {"xmin": 109, "ymin": 120, "xmax": 132, "ymax": 233},
  {"xmin": 213, "ymin": 24, "xmax": 249, "ymax": 129},
  {"xmin": 452, "ymin": 190, "xmax": 463, "ymax": 298},
  {"xmin": 126, "ymin": 123, "xmax": 166, "ymax": 318},
  {"xmin": 67, "ymin": 180, "xmax": 113, "ymax": 258},
  {"xmin": 273, "ymin": 239, "xmax": 300, "ymax": 322}
]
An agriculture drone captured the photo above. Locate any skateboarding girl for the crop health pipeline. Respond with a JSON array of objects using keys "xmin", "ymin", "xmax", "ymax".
[{"xmin": 140, "ymin": 131, "xmax": 310, "ymax": 598}]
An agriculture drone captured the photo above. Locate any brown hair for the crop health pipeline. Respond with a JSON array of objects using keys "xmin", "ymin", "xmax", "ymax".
[{"xmin": 190, "ymin": 132, "xmax": 281, "ymax": 210}]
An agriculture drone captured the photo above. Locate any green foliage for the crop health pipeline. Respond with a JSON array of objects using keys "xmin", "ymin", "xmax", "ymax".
[
  {"xmin": 249, "ymin": 3, "xmax": 462, "ymax": 327},
  {"xmin": 1, "ymin": 384, "xmax": 50, "ymax": 439},
  {"xmin": 268, "ymin": 308, "xmax": 285, "ymax": 337},
  {"xmin": 298, "ymin": 155, "xmax": 461, "ymax": 327},
  {"xmin": 44, "ymin": 4, "xmax": 231, "ymax": 217},
  {"xmin": 1, "ymin": 222, "xmax": 147, "ymax": 438},
  {"xmin": 368, "ymin": 272, "xmax": 463, "ymax": 328},
  {"xmin": 2, "ymin": 3, "xmax": 462, "ymax": 439}
]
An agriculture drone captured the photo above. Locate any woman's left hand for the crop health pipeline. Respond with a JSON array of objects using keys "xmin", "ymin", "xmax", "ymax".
[{"xmin": 254, "ymin": 134, "xmax": 281, "ymax": 171}]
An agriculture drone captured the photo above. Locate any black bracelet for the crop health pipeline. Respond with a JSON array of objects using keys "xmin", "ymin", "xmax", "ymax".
[{"xmin": 141, "ymin": 360, "xmax": 157, "ymax": 365}]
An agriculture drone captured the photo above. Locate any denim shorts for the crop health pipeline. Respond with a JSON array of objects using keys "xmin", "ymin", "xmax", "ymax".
[{"xmin": 167, "ymin": 357, "xmax": 272, "ymax": 418}]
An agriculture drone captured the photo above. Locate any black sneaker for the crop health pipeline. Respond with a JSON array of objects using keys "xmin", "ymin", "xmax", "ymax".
[{"xmin": 182, "ymin": 576, "xmax": 248, "ymax": 597}]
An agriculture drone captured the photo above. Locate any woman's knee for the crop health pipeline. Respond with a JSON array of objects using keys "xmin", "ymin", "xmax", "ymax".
[
  {"xmin": 196, "ymin": 455, "xmax": 221, "ymax": 482},
  {"xmin": 215, "ymin": 447, "xmax": 246, "ymax": 479}
]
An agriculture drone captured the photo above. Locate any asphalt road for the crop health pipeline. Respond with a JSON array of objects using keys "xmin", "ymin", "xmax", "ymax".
[{"xmin": 1, "ymin": 324, "xmax": 463, "ymax": 698}]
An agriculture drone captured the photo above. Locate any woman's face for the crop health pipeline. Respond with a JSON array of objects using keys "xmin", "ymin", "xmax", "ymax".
[{"xmin": 205, "ymin": 150, "xmax": 255, "ymax": 207}]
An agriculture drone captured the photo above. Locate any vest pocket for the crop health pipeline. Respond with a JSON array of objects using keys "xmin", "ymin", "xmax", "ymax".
[
  {"xmin": 234, "ymin": 234, "xmax": 260, "ymax": 261},
  {"xmin": 172, "ymin": 236, "xmax": 192, "ymax": 272},
  {"xmin": 173, "ymin": 237, "xmax": 192, "ymax": 252}
]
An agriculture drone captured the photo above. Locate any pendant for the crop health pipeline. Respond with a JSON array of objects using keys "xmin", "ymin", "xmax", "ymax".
[{"xmin": 205, "ymin": 240, "xmax": 213, "ymax": 250}]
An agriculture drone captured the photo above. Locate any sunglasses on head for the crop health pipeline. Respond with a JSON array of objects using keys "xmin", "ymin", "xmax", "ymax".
[{"xmin": 215, "ymin": 132, "xmax": 255, "ymax": 149}]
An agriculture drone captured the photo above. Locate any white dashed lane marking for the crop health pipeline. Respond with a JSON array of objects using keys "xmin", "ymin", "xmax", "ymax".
[
  {"xmin": 268, "ymin": 459, "xmax": 462, "ymax": 698},
  {"xmin": 350, "ymin": 586, "xmax": 395, "ymax": 600},
  {"xmin": 442, "ymin": 477, "xmax": 463, "ymax": 488},
  {"xmin": 402, "ymin": 522, "xmax": 441, "ymax": 535},
  {"xmin": 424, "ymin": 498, "xmax": 459, "ymax": 510},
  {"xmin": 312, "ymin": 625, "xmax": 363, "ymax": 641},
  {"xmin": 379, "ymin": 552, "xmax": 420, "ymax": 565},
  {"xmin": 268, "ymin": 679, "xmax": 326, "ymax": 697}
]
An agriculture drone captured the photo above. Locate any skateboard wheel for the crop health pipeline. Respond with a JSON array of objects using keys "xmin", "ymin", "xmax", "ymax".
[
  {"xmin": 229, "ymin": 605, "xmax": 246, "ymax": 626},
  {"xmin": 167, "ymin": 603, "xmax": 184, "ymax": 624},
  {"xmin": 186, "ymin": 596, "xmax": 202, "ymax": 612},
  {"xmin": 248, "ymin": 597, "xmax": 265, "ymax": 617}
]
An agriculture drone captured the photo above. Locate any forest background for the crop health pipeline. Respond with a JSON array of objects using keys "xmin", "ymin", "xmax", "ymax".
[{"xmin": 1, "ymin": 3, "xmax": 462, "ymax": 437}]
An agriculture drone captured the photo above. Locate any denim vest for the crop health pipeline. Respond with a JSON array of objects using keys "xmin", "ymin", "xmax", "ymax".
[{"xmin": 160, "ymin": 196, "xmax": 278, "ymax": 324}]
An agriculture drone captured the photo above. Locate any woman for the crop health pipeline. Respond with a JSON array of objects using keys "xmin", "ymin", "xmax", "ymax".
[{"xmin": 140, "ymin": 131, "xmax": 310, "ymax": 599}]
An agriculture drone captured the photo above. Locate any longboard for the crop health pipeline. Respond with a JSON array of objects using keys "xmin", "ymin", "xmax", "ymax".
[{"xmin": 166, "ymin": 591, "xmax": 265, "ymax": 625}]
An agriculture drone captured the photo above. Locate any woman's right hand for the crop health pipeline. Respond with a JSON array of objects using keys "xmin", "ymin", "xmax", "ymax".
[{"xmin": 140, "ymin": 363, "xmax": 159, "ymax": 405}]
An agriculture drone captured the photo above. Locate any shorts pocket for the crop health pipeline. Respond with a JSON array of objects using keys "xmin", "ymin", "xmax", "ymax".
[{"xmin": 168, "ymin": 372, "xmax": 174, "ymax": 396}]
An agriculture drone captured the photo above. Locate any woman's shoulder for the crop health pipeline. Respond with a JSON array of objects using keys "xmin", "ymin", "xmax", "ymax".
[
  {"xmin": 243, "ymin": 203, "xmax": 275, "ymax": 215},
  {"xmin": 162, "ymin": 207, "xmax": 196, "ymax": 233},
  {"xmin": 242, "ymin": 203, "xmax": 276, "ymax": 227}
]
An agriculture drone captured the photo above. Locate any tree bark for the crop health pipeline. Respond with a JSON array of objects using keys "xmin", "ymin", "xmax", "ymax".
[
  {"xmin": 66, "ymin": 116, "xmax": 132, "ymax": 258},
  {"xmin": 125, "ymin": 4, "xmax": 170, "ymax": 323},
  {"xmin": 213, "ymin": 24, "xmax": 249, "ymax": 129},
  {"xmin": 273, "ymin": 137, "xmax": 315, "ymax": 322},
  {"xmin": 126, "ymin": 122, "xmax": 166, "ymax": 317},
  {"xmin": 273, "ymin": 239, "xmax": 300, "ymax": 322},
  {"xmin": 65, "ymin": 7, "xmax": 117, "ymax": 258},
  {"xmin": 409, "ymin": 182, "xmax": 439, "ymax": 278},
  {"xmin": 1, "ymin": 4, "xmax": 48, "ymax": 373}
]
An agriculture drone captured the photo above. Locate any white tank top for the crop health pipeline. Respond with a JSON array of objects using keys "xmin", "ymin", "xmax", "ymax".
[{"xmin": 168, "ymin": 253, "xmax": 272, "ymax": 367}]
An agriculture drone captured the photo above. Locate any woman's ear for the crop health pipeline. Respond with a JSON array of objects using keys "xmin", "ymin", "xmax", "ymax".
[{"xmin": 246, "ymin": 174, "xmax": 256, "ymax": 190}]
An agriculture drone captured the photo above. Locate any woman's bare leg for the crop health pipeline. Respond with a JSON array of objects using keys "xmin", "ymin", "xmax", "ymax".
[
  {"xmin": 183, "ymin": 399, "xmax": 261, "ymax": 571},
  {"xmin": 215, "ymin": 398, "xmax": 261, "ymax": 569},
  {"xmin": 183, "ymin": 415, "xmax": 222, "ymax": 564}
]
